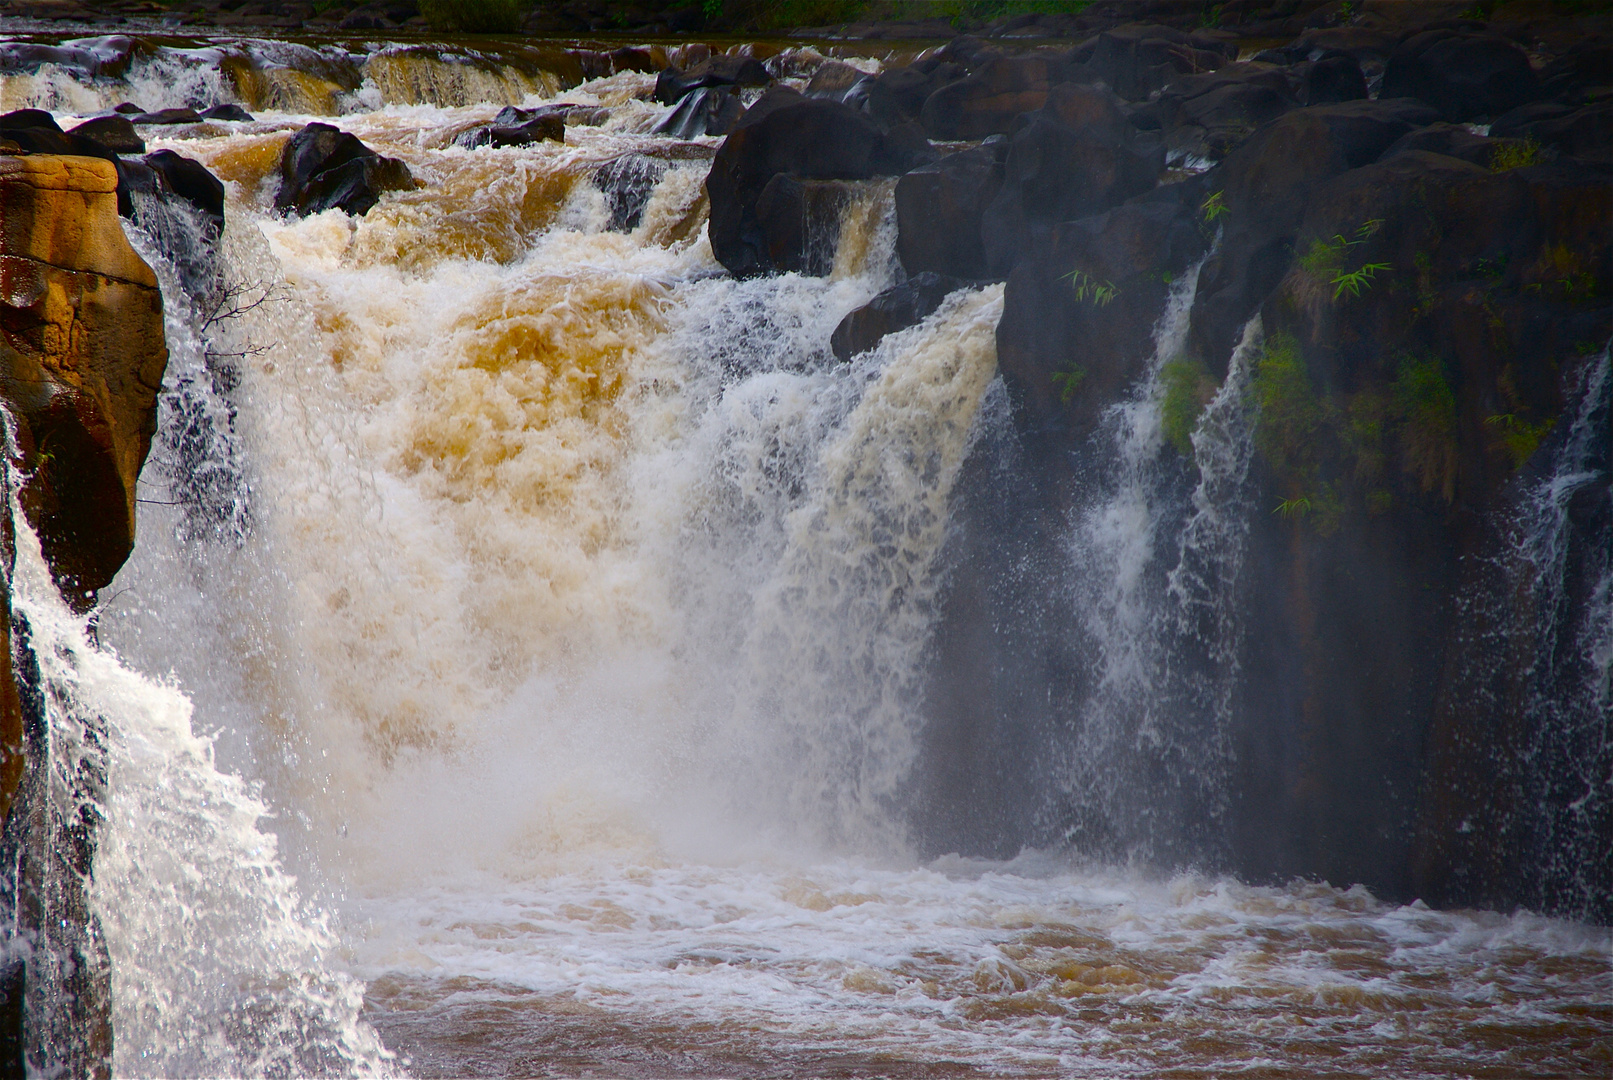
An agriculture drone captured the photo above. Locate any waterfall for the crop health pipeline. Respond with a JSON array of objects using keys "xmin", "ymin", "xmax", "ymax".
[
  {"xmin": 4, "ymin": 32, "xmax": 1609, "ymax": 1075},
  {"xmin": 1052, "ymin": 271, "xmax": 1262, "ymax": 867}
]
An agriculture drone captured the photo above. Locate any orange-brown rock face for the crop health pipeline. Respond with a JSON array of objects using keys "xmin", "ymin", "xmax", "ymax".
[{"xmin": 0, "ymin": 152, "xmax": 168, "ymax": 610}]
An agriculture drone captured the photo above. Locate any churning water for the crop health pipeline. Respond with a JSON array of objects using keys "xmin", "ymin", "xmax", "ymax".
[{"xmin": 3, "ymin": 52, "xmax": 1608, "ymax": 1077}]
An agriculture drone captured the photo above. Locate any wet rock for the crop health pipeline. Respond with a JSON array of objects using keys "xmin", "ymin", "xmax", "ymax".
[
  {"xmin": 609, "ymin": 46, "xmax": 659, "ymax": 74},
  {"xmin": 454, "ymin": 109, "xmax": 566, "ymax": 150},
  {"xmin": 0, "ymin": 35, "xmax": 137, "ymax": 80},
  {"xmin": 1535, "ymin": 38, "xmax": 1613, "ymax": 107},
  {"xmin": 653, "ymin": 85, "xmax": 742, "ymax": 139},
  {"xmin": 980, "ymin": 83, "xmax": 1165, "ymax": 278},
  {"xmin": 274, "ymin": 122, "xmax": 413, "ymax": 217},
  {"xmin": 894, "ymin": 143, "xmax": 1003, "ymax": 280},
  {"xmin": 918, "ymin": 54, "xmax": 1068, "ymax": 140},
  {"xmin": 751, "ymin": 174, "xmax": 862, "ymax": 276},
  {"xmin": 66, "ymin": 114, "xmax": 145, "ymax": 154},
  {"xmin": 1381, "ymin": 30, "xmax": 1540, "ymax": 122},
  {"xmin": 0, "ymin": 154, "xmax": 168, "ymax": 604},
  {"xmin": 830, "ymin": 272, "xmax": 965, "ymax": 362},
  {"xmin": 1230, "ymin": 151, "xmax": 1613, "ymax": 905},
  {"xmin": 654, "ymin": 54, "xmax": 770, "ymax": 106},
  {"xmin": 706, "ymin": 91, "xmax": 919, "ymax": 277},
  {"xmin": 142, "ymin": 149, "xmax": 225, "ymax": 239},
  {"xmin": 804, "ymin": 59, "xmax": 867, "ymax": 100},
  {"xmin": 592, "ymin": 154, "xmax": 667, "ymax": 231}
]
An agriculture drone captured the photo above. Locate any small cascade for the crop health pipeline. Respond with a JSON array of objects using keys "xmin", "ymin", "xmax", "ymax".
[
  {"xmin": 362, "ymin": 47, "xmax": 567, "ymax": 109},
  {"xmin": 123, "ymin": 193, "xmax": 254, "ymax": 549},
  {"xmin": 1416, "ymin": 345, "xmax": 1611, "ymax": 922},
  {"xmin": 1054, "ymin": 274, "xmax": 1261, "ymax": 867},
  {"xmin": 1504, "ymin": 348, "xmax": 1611, "ymax": 917}
]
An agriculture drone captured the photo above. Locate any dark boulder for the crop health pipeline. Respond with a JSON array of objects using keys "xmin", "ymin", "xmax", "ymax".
[
  {"xmin": 803, "ymin": 60, "xmax": 867, "ymax": 101},
  {"xmin": 199, "ymin": 103, "xmax": 255, "ymax": 122},
  {"xmin": 653, "ymin": 85, "xmax": 743, "ymax": 139},
  {"xmin": 1139, "ymin": 63, "xmax": 1302, "ymax": 164},
  {"xmin": 859, "ymin": 62, "xmax": 964, "ymax": 127},
  {"xmin": 654, "ymin": 54, "xmax": 770, "ymax": 106},
  {"xmin": 274, "ymin": 122, "xmax": 413, "ymax": 217},
  {"xmin": 454, "ymin": 111, "xmax": 566, "ymax": 150},
  {"xmin": 129, "ymin": 107, "xmax": 203, "ymax": 126},
  {"xmin": 830, "ymin": 272, "xmax": 965, "ymax": 362},
  {"xmin": 1187, "ymin": 98, "xmax": 1441, "ymax": 368},
  {"xmin": 0, "ymin": 109, "xmax": 60, "ymax": 135},
  {"xmin": 1301, "ymin": 55, "xmax": 1368, "ymax": 106},
  {"xmin": 1074, "ymin": 24, "xmax": 1235, "ymax": 101},
  {"xmin": 1381, "ymin": 30, "xmax": 1540, "ymax": 123},
  {"xmin": 894, "ymin": 143, "xmax": 1003, "ymax": 281},
  {"xmin": 66, "ymin": 114, "xmax": 144, "ymax": 154},
  {"xmin": 1536, "ymin": 38, "xmax": 1613, "ymax": 107},
  {"xmin": 0, "ymin": 110, "xmax": 118, "ymax": 164},
  {"xmin": 142, "ymin": 149, "xmax": 226, "ymax": 238},
  {"xmin": 706, "ymin": 92, "xmax": 919, "ymax": 277},
  {"xmin": 918, "ymin": 54, "xmax": 1067, "ymax": 140},
  {"xmin": 980, "ymin": 83, "xmax": 1165, "ymax": 278}
]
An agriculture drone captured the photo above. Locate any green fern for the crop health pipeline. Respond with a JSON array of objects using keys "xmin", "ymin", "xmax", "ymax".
[
  {"xmin": 1064, "ymin": 270, "xmax": 1119, "ymax": 306},
  {"xmin": 1051, "ymin": 364, "xmax": 1087, "ymax": 404}
]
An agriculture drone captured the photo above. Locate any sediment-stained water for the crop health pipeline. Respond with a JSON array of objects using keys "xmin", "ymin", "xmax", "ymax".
[{"xmin": 2, "ymin": 40, "xmax": 1607, "ymax": 1078}]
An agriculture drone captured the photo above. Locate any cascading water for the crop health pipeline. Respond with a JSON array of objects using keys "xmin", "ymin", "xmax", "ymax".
[{"xmin": 2, "ymin": 43, "xmax": 1608, "ymax": 1078}]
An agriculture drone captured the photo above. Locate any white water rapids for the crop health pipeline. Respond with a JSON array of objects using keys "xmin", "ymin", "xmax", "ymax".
[{"xmin": 4, "ymin": 65, "xmax": 1607, "ymax": 1077}]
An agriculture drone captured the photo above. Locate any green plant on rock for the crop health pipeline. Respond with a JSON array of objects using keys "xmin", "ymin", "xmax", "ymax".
[
  {"xmin": 1159, "ymin": 356, "xmax": 1219, "ymax": 456},
  {"xmin": 1252, "ymin": 333, "xmax": 1327, "ymax": 481},
  {"xmin": 1391, "ymin": 354, "xmax": 1459, "ymax": 501},
  {"xmin": 1300, "ymin": 218, "xmax": 1390, "ymax": 302},
  {"xmin": 1200, "ymin": 190, "xmax": 1227, "ymax": 226},
  {"xmin": 1051, "ymin": 364, "xmax": 1088, "ymax": 404},
  {"xmin": 1064, "ymin": 269, "xmax": 1119, "ymax": 307},
  {"xmin": 1485, "ymin": 413, "xmax": 1556, "ymax": 470},
  {"xmin": 420, "ymin": 0, "xmax": 527, "ymax": 33},
  {"xmin": 1489, "ymin": 137, "xmax": 1541, "ymax": 172}
]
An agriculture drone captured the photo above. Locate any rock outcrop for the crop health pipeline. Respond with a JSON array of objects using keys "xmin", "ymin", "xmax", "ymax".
[
  {"xmin": 705, "ymin": 91, "xmax": 929, "ymax": 278},
  {"xmin": 0, "ymin": 154, "xmax": 168, "ymax": 607},
  {"xmin": 0, "ymin": 150, "xmax": 170, "ymax": 1080}
]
